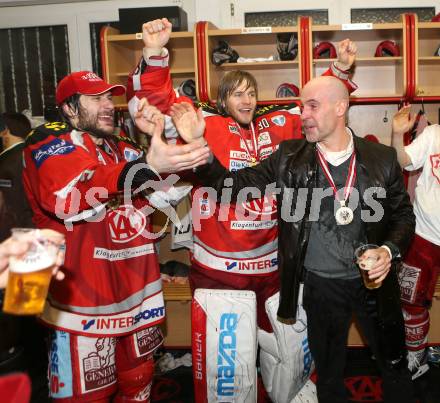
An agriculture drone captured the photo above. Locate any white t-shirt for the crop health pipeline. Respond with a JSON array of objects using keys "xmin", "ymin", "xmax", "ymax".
[{"xmin": 405, "ymin": 124, "xmax": 440, "ymax": 245}]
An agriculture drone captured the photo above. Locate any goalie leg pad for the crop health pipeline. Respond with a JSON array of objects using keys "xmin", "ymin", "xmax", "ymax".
[
  {"xmin": 192, "ymin": 288, "xmax": 258, "ymax": 403},
  {"xmin": 258, "ymin": 285, "xmax": 316, "ymax": 403}
]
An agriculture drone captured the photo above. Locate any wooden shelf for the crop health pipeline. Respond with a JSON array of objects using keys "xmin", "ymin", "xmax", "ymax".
[
  {"xmin": 222, "ymin": 60, "xmax": 298, "ymax": 69},
  {"xmin": 419, "ymin": 57, "xmax": 440, "ymax": 61},
  {"xmin": 107, "ymin": 31, "xmax": 194, "ymax": 42},
  {"xmin": 163, "ymin": 282, "xmax": 192, "ymax": 301},
  {"xmin": 314, "ymin": 57, "xmax": 402, "ymax": 65},
  {"xmin": 116, "ymin": 67, "xmax": 195, "ymax": 77}
]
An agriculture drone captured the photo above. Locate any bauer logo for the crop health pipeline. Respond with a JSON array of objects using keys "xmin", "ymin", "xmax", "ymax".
[{"xmin": 217, "ymin": 313, "xmax": 238, "ymax": 398}]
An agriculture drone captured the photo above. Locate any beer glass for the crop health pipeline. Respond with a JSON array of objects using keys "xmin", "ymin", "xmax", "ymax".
[
  {"xmin": 3, "ymin": 228, "xmax": 64, "ymax": 315},
  {"xmin": 354, "ymin": 244, "xmax": 382, "ymax": 290}
]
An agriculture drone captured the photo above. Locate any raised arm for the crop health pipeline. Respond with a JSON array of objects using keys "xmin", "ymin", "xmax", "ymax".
[
  {"xmin": 142, "ymin": 18, "xmax": 172, "ymax": 58},
  {"xmin": 391, "ymin": 105, "xmax": 417, "ymax": 168},
  {"xmin": 323, "ymin": 39, "xmax": 358, "ymax": 93}
]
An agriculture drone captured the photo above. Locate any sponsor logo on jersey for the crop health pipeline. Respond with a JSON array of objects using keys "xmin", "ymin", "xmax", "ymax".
[
  {"xmin": 80, "ymin": 306, "xmax": 165, "ymax": 331},
  {"xmin": 32, "ymin": 138, "xmax": 75, "ymax": 168},
  {"xmin": 259, "ymin": 146, "xmax": 273, "ymax": 159},
  {"xmin": 93, "ymin": 244, "xmax": 154, "ymax": 261},
  {"xmin": 123, "ymin": 147, "xmax": 140, "ymax": 162},
  {"xmin": 397, "ymin": 262, "xmax": 421, "ymax": 304},
  {"xmin": 49, "ymin": 331, "xmax": 72, "ymax": 398},
  {"xmin": 242, "ymin": 194, "xmax": 277, "ymax": 215},
  {"xmin": 81, "ymin": 337, "xmax": 117, "ymax": 393},
  {"xmin": 229, "ymin": 159, "xmax": 250, "ymax": 171},
  {"xmin": 217, "ymin": 313, "xmax": 238, "ymax": 398},
  {"xmin": 240, "ymin": 138, "xmax": 252, "ymax": 150},
  {"xmin": 135, "ymin": 326, "xmax": 163, "ymax": 356},
  {"xmin": 228, "ymin": 124, "xmax": 239, "ymax": 134},
  {"xmin": 230, "ymin": 150, "xmax": 248, "ymax": 160},
  {"xmin": 107, "ymin": 205, "xmax": 147, "ymax": 243},
  {"xmin": 230, "ymin": 220, "xmax": 277, "ymax": 230},
  {"xmin": 224, "ymin": 257, "xmax": 277, "ymax": 271},
  {"xmin": 199, "ymin": 198, "xmax": 211, "ymax": 216},
  {"xmin": 430, "ymin": 153, "xmax": 440, "ymax": 184},
  {"xmin": 257, "ymin": 132, "xmax": 272, "ymax": 146},
  {"xmin": 271, "ymin": 115, "xmax": 286, "ymax": 127}
]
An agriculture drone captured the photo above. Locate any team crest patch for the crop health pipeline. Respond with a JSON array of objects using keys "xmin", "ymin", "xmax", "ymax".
[
  {"xmin": 430, "ymin": 154, "xmax": 440, "ymax": 184},
  {"xmin": 271, "ymin": 115, "xmax": 286, "ymax": 127},
  {"xmin": 107, "ymin": 205, "xmax": 147, "ymax": 243},
  {"xmin": 124, "ymin": 147, "xmax": 140, "ymax": 162}
]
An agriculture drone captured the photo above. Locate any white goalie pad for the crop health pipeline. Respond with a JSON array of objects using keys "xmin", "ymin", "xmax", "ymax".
[
  {"xmin": 258, "ymin": 285, "xmax": 316, "ymax": 403},
  {"xmin": 192, "ymin": 289, "xmax": 257, "ymax": 403}
]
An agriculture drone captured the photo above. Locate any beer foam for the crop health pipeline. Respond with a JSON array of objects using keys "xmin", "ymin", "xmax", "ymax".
[
  {"xmin": 360, "ymin": 257, "xmax": 376, "ymax": 271},
  {"xmin": 9, "ymin": 244, "xmax": 57, "ymax": 273}
]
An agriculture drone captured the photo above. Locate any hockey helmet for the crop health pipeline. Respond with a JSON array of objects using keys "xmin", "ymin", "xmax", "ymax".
[
  {"xmin": 313, "ymin": 42, "xmax": 337, "ymax": 59},
  {"xmin": 374, "ymin": 40, "xmax": 400, "ymax": 57},
  {"xmin": 276, "ymin": 83, "xmax": 300, "ymax": 98},
  {"xmin": 212, "ymin": 40, "xmax": 239, "ymax": 66},
  {"xmin": 277, "ymin": 33, "xmax": 298, "ymax": 61}
]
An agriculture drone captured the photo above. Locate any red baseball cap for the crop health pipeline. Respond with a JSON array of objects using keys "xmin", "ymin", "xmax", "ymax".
[{"xmin": 56, "ymin": 71, "xmax": 125, "ymax": 105}]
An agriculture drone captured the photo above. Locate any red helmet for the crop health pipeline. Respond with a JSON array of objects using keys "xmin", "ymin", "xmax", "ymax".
[
  {"xmin": 364, "ymin": 134, "xmax": 380, "ymax": 143},
  {"xmin": 313, "ymin": 42, "xmax": 337, "ymax": 59},
  {"xmin": 375, "ymin": 40, "xmax": 400, "ymax": 57},
  {"xmin": 431, "ymin": 13, "xmax": 440, "ymax": 22},
  {"xmin": 276, "ymin": 83, "xmax": 300, "ymax": 98}
]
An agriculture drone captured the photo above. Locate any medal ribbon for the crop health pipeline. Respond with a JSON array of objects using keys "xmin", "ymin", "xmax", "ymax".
[
  {"xmin": 236, "ymin": 121, "xmax": 259, "ymax": 164},
  {"xmin": 316, "ymin": 148, "xmax": 357, "ymax": 205}
]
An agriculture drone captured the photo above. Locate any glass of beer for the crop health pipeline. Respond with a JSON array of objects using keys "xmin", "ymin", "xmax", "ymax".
[
  {"xmin": 3, "ymin": 228, "xmax": 64, "ymax": 315},
  {"xmin": 354, "ymin": 244, "xmax": 382, "ymax": 290}
]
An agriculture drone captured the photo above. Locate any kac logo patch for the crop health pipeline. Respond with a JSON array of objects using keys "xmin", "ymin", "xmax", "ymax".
[{"xmin": 107, "ymin": 205, "xmax": 147, "ymax": 243}]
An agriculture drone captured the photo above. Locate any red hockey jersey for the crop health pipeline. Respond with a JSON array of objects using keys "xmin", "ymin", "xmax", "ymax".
[{"xmin": 22, "ymin": 122, "xmax": 164, "ymax": 337}]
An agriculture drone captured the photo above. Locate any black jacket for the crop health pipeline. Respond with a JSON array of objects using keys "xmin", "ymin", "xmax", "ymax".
[
  {"xmin": 197, "ymin": 134, "xmax": 415, "ymax": 326},
  {"xmin": 0, "ymin": 142, "xmax": 34, "ymax": 242}
]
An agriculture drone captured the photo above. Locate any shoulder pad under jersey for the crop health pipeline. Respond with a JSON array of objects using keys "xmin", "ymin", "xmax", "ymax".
[
  {"xmin": 254, "ymin": 102, "xmax": 300, "ymax": 118},
  {"xmin": 113, "ymin": 136, "xmax": 142, "ymax": 149},
  {"xmin": 25, "ymin": 121, "xmax": 70, "ymax": 146},
  {"xmin": 195, "ymin": 102, "xmax": 221, "ymax": 116}
]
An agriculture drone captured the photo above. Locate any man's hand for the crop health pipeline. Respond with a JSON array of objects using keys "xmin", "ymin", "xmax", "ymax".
[
  {"xmin": 335, "ymin": 39, "xmax": 357, "ymax": 71},
  {"xmin": 146, "ymin": 118, "xmax": 210, "ymax": 173},
  {"xmin": 142, "ymin": 18, "xmax": 172, "ymax": 53},
  {"xmin": 360, "ymin": 247, "xmax": 391, "ymax": 285},
  {"xmin": 134, "ymin": 97, "xmax": 165, "ymax": 136},
  {"xmin": 0, "ymin": 232, "xmax": 65, "ymax": 289},
  {"xmin": 392, "ymin": 104, "xmax": 417, "ymax": 136},
  {"xmin": 170, "ymin": 102, "xmax": 206, "ymax": 143}
]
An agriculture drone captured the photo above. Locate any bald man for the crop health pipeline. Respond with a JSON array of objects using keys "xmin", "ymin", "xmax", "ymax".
[{"xmin": 173, "ymin": 75, "xmax": 416, "ymax": 403}]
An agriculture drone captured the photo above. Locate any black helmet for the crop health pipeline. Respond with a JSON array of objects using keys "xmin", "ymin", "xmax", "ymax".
[
  {"xmin": 277, "ymin": 33, "xmax": 298, "ymax": 61},
  {"xmin": 212, "ymin": 40, "xmax": 239, "ymax": 66}
]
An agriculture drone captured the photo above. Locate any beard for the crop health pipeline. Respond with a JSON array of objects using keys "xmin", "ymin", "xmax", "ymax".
[{"xmin": 76, "ymin": 106, "xmax": 115, "ymax": 138}]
